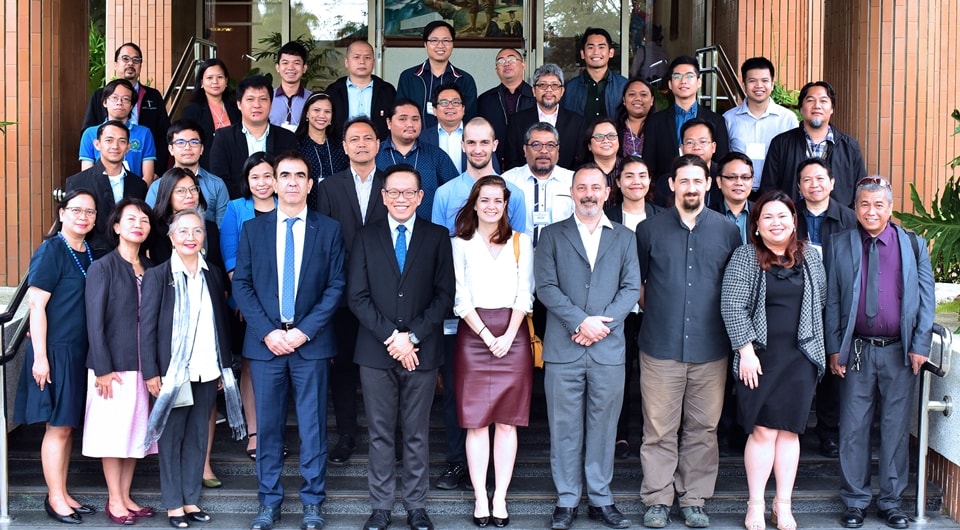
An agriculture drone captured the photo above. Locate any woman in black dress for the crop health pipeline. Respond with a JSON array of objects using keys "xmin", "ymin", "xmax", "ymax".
[
  {"xmin": 721, "ymin": 191, "xmax": 826, "ymax": 530},
  {"xmin": 295, "ymin": 92, "xmax": 348, "ymax": 210}
]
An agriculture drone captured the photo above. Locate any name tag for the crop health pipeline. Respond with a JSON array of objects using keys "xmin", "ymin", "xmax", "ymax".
[
  {"xmin": 426, "ymin": 102, "xmax": 436, "ymax": 116},
  {"xmin": 443, "ymin": 318, "xmax": 459, "ymax": 335},
  {"xmin": 280, "ymin": 121, "xmax": 297, "ymax": 133},
  {"xmin": 746, "ymin": 142, "xmax": 766, "ymax": 160},
  {"xmin": 532, "ymin": 210, "xmax": 552, "ymax": 225}
]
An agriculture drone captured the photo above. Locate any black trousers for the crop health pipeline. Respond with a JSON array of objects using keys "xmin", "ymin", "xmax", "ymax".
[
  {"xmin": 158, "ymin": 380, "xmax": 218, "ymax": 509},
  {"xmin": 330, "ymin": 308, "xmax": 360, "ymax": 438}
]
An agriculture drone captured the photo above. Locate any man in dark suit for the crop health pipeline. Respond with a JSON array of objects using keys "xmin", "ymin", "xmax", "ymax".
[
  {"xmin": 82, "ymin": 42, "xmax": 170, "ymax": 170},
  {"xmin": 643, "ymin": 56, "xmax": 730, "ymax": 206},
  {"xmin": 477, "ymin": 48, "xmax": 536, "ymax": 169},
  {"xmin": 419, "ymin": 84, "xmax": 467, "ymax": 173},
  {"xmin": 315, "ymin": 117, "xmax": 387, "ymax": 466},
  {"xmin": 233, "ymin": 152, "xmax": 346, "ymax": 530},
  {"xmin": 348, "ymin": 164, "xmax": 455, "ymax": 530},
  {"xmin": 825, "ymin": 176, "xmax": 935, "ymax": 530},
  {"xmin": 64, "ymin": 120, "xmax": 148, "ymax": 258},
  {"xmin": 325, "ymin": 40, "xmax": 396, "ymax": 141},
  {"xmin": 209, "ymin": 75, "xmax": 298, "ymax": 199},
  {"xmin": 708, "ymin": 151, "xmax": 754, "ymax": 244},
  {"xmin": 505, "ymin": 63, "xmax": 584, "ymax": 171}
]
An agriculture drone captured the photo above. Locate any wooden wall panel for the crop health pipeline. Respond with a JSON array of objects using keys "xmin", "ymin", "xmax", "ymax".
[{"xmin": 105, "ymin": 0, "xmax": 174, "ymax": 97}]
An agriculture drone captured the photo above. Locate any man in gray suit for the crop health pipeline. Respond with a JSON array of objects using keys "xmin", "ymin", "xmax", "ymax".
[
  {"xmin": 825, "ymin": 176, "xmax": 935, "ymax": 530},
  {"xmin": 535, "ymin": 163, "xmax": 641, "ymax": 530}
]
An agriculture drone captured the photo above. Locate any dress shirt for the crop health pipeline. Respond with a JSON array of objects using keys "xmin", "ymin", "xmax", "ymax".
[
  {"xmin": 146, "ymin": 166, "xmax": 230, "ymax": 225},
  {"xmin": 805, "ymin": 209, "xmax": 826, "ymax": 246},
  {"xmin": 723, "ymin": 100, "xmax": 799, "ymax": 189},
  {"xmin": 431, "ymin": 172, "xmax": 527, "ymax": 236},
  {"xmin": 581, "ymin": 70, "xmax": 608, "ymax": 121},
  {"xmin": 276, "ymin": 206, "xmax": 308, "ymax": 318},
  {"xmin": 376, "ymin": 138, "xmax": 459, "ymax": 218},
  {"xmin": 269, "ymin": 85, "xmax": 312, "ymax": 128},
  {"xmin": 855, "ymin": 223, "xmax": 902, "ymax": 336},
  {"xmin": 169, "ymin": 251, "xmax": 220, "ymax": 382},
  {"xmin": 353, "ymin": 167, "xmax": 376, "ymax": 222},
  {"xmin": 674, "ymin": 102, "xmax": 699, "ymax": 144},
  {"xmin": 452, "ymin": 231, "xmax": 534, "ymax": 317},
  {"xmin": 107, "ymin": 173, "xmax": 125, "ymax": 203},
  {"xmin": 537, "ymin": 107, "xmax": 559, "ymax": 127},
  {"xmin": 438, "ymin": 124, "xmax": 464, "ymax": 172},
  {"xmin": 721, "ymin": 200, "xmax": 751, "ymax": 244},
  {"xmin": 387, "ymin": 215, "xmax": 415, "ymax": 249},
  {"xmin": 574, "ymin": 214, "xmax": 614, "ymax": 270},
  {"xmin": 804, "ymin": 125, "xmax": 835, "ymax": 159},
  {"xmin": 346, "ymin": 78, "xmax": 375, "ymax": 119},
  {"xmin": 242, "ymin": 123, "xmax": 269, "ymax": 157},
  {"xmin": 501, "ymin": 165, "xmax": 575, "ymax": 237}
]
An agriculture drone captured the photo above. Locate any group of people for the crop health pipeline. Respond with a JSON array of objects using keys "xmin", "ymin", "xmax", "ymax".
[{"xmin": 13, "ymin": 18, "xmax": 935, "ymax": 530}]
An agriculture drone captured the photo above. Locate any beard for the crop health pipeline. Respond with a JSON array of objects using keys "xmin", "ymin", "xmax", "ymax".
[
  {"xmin": 576, "ymin": 198, "xmax": 600, "ymax": 217},
  {"xmin": 468, "ymin": 155, "xmax": 491, "ymax": 170},
  {"xmin": 681, "ymin": 194, "xmax": 702, "ymax": 213},
  {"xmin": 808, "ymin": 117, "xmax": 824, "ymax": 128},
  {"xmin": 531, "ymin": 159, "xmax": 555, "ymax": 176}
]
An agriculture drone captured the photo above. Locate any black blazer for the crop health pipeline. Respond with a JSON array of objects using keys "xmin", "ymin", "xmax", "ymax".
[
  {"xmin": 796, "ymin": 199, "xmax": 857, "ymax": 245},
  {"xmin": 604, "ymin": 202, "xmax": 664, "ymax": 225},
  {"xmin": 325, "ymin": 75, "xmax": 397, "ymax": 141},
  {"xmin": 181, "ymin": 99, "xmax": 242, "ymax": 171},
  {"xmin": 504, "ymin": 107, "xmax": 584, "ymax": 171},
  {"xmin": 208, "ymin": 123, "xmax": 298, "ymax": 199},
  {"xmin": 64, "ymin": 161, "xmax": 149, "ymax": 258},
  {"xmin": 316, "ymin": 168, "xmax": 388, "ymax": 261},
  {"xmin": 140, "ymin": 259, "xmax": 232, "ymax": 380},
  {"xmin": 147, "ymin": 219, "xmax": 224, "ymax": 277},
  {"xmin": 82, "ymin": 84, "xmax": 171, "ymax": 170},
  {"xmin": 85, "ymin": 250, "xmax": 153, "ymax": 375},
  {"xmin": 348, "ymin": 216, "xmax": 455, "ymax": 370},
  {"xmin": 477, "ymin": 83, "xmax": 536, "ymax": 168}
]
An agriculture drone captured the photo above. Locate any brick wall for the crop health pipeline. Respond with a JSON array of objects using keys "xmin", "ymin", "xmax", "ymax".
[{"xmin": 927, "ymin": 449, "xmax": 960, "ymax": 521}]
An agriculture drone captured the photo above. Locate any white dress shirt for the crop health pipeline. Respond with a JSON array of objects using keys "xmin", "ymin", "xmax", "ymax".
[
  {"xmin": 723, "ymin": 100, "xmax": 799, "ymax": 189},
  {"xmin": 353, "ymin": 167, "xmax": 376, "ymax": 222},
  {"xmin": 452, "ymin": 231, "xmax": 534, "ymax": 317},
  {"xmin": 387, "ymin": 215, "xmax": 415, "ymax": 250},
  {"xmin": 276, "ymin": 207, "xmax": 308, "ymax": 320},
  {"xmin": 170, "ymin": 251, "xmax": 221, "ymax": 382},
  {"xmin": 537, "ymin": 106, "xmax": 559, "ymax": 127},
  {"xmin": 501, "ymin": 165, "xmax": 575, "ymax": 237},
  {"xmin": 242, "ymin": 123, "xmax": 270, "ymax": 157},
  {"xmin": 438, "ymin": 123, "xmax": 464, "ymax": 173},
  {"xmin": 574, "ymin": 213, "xmax": 614, "ymax": 270}
]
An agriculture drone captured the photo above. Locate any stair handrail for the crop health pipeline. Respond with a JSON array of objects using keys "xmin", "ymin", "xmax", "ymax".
[
  {"xmin": 695, "ymin": 45, "xmax": 744, "ymax": 112},
  {"xmin": 914, "ymin": 323, "xmax": 954, "ymax": 524},
  {"xmin": 163, "ymin": 37, "xmax": 218, "ymax": 119}
]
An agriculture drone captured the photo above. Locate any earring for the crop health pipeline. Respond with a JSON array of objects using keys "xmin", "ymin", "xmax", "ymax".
[{"xmin": 754, "ymin": 229, "xmax": 760, "ymax": 236}]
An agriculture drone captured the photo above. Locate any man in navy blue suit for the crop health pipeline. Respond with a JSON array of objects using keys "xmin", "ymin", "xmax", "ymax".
[{"xmin": 233, "ymin": 151, "xmax": 346, "ymax": 530}]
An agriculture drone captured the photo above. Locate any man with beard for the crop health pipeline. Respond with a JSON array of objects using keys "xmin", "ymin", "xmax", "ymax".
[
  {"xmin": 635, "ymin": 155, "xmax": 741, "ymax": 529},
  {"xmin": 760, "ymin": 81, "xmax": 866, "ymax": 207},
  {"xmin": 505, "ymin": 64, "xmax": 584, "ymax": 171},
  {"xmin": 535, "ymin": 164, "xmax": 640, "ymax": 530}
]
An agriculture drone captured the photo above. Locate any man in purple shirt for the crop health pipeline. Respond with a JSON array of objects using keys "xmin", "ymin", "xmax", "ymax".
[{"xmin": 824, "ymin": 176, "xmax": 935, "ymax": 530}]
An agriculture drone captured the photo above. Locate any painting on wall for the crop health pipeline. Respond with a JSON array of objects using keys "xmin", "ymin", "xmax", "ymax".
[{"xmin": 384, "ymin": 0, "xmax": 525, "ymax": 44}]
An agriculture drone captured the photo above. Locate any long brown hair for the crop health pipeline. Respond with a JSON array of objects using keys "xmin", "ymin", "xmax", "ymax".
[
  {"xmin": 453, "ymin": 175, "xmax": 513, "ymax": 244},
  {"xmin": 748, "ymin": 191, "xmax": 805, "ymax": 270}
]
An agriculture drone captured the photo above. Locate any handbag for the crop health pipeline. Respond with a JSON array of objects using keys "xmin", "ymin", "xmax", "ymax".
[
  {"xmin": 162, "ymin": 377, "xmax": 194, "ymax": 408},
  {"xmin": 512, "ymin": 233, "xmax": 544, "ymax": 368}
]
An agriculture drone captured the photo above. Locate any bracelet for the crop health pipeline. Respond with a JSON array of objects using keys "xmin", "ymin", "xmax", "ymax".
[{"xmin": 478, "ymin": 326, "xmax": 487, "ymax": 336}]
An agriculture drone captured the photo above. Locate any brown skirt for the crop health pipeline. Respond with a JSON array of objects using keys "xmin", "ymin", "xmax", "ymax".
[{"xmin": 454, "ymin": 307, "xmax": 533, "ymax": 429}]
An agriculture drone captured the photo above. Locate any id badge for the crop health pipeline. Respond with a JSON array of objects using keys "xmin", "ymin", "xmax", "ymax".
[
  {"xmin": 532, "ymin": 210, "xmax": 552, "ymax": 225},
  {"xmin": 426, "ymin": 102, "xmax": 436, "ymax": 116},
  {"xmin": 443, "ymin": 318, "xmax": 459, "ymax": 335},
  {"xmin": 281, "ymin": 121, "xmax": 297, "ymax": 133},
  {"xmin": 746, "ymin": 142, "xmax": 766, "ymax": 160}
]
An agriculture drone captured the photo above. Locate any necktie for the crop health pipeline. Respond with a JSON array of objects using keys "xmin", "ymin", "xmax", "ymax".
[
  {"xmin": 395, "ymin": 225, "xmax": 407, "ymax": 272},
  {"xmin": 865, "ymin": 237, "xmax": 879, "ymax": 327},
  {"xmin": 282, "ymin": 217, "xmax": 298, "ymax": 322}
]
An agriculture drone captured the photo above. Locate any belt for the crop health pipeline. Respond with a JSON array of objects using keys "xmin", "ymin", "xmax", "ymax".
[
  {"xmin": 280, "ymin": 322, "xmax": 295, "ymax": 331},
  {"xmin": 856, "ymin": 335, "xmax": 901, "ymax": 347}
]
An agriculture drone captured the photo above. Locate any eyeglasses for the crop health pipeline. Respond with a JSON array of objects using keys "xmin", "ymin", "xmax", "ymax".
[
  {"xmin": 171, "ymin": 139, "xmax": 203, "ymax": 148},
  {"xmin": 64, "ymin": 207, "xmax": 97, "ymax": 218},
  {"xmin": 720, "ymin": 174, "xmax": 753, "ymax": 182},
  {"xmin": 496, "ymin": 56, "xmax": 521, "ymax": 66},
  {"xmin": 534, "ymin": 82, "xmax": 563, "ymax": 91},
  {"xmin": 437, "ymin": 99, "xmax": 463, "ymax": 108},
  {"xmin": 857, "ymin": 176, "xmax": 892, "ymax": 188},
  {"xmin": 173, "ymin": 185, "xmax": 200, "ymax": 197},
  {"xmin": 106, "ymin": 96, "xmax": 133, "ymax": 105},
  {"xmin": 671, "ymin": 72, "xmax": 698, "ymax": 81},
  {"xmin": 173, "ymin": 227, "xmax": 205, "ymax": 239},
  {"xmin": 384, "ymin": 189, "xmax": 420, "ymax": 199},
  {"xmin": 682, "ymin": 139, "xmax": 714, "ymax": 148},
  {"xmin": 591, "ymin": 132, "xmax": 619, "ymax": 142},
  {"xmin": 525, "ymin": 141, "xmax": 558, "ymax": 152},
  {"xmin": 426, "ymin": 38, "xmax": 453, "ymax": 46},
  {"xmin": 119, "ymin": 55, "xmax": 143, "ymax": 64}
]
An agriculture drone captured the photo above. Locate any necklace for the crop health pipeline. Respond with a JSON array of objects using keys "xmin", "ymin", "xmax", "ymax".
[
  {"xmin": 210, "ymin": 101, "xmax": 228, "ymax": 128},
  {"xmin": 311, "ymin": 138, "xmax": 333, "ymax": 182},
  {"xmin": 58, "ymin": 232, "xmax": 93, "ymax": 277}
]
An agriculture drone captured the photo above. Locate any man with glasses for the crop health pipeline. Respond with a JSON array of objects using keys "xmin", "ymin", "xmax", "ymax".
[
  {"xmin": 419, "ymin": 84, "xmax": 468, "ymax": 173},
  {"xmin": 83, "ymin": 42, "xmax": 170, "ymax": 169},
  {"xmin": 709, "ymin": 152, "xmax": 754, "ymax": 245},
  {"xmin": 505, "ymin": 63, "xmax": 584, "ymax": 171},
  {"xmin": 397, "ymin": 21, "xmax": 478, "ymax": 129},
  {"xmin": 477, "ymin": 48, "xmax": 536, "ymax": 168},
  {"xmin": 269, "ymin": 41, "xmax": 312, "ymax": 131},
  {"xmin": 561, "ymin": 27, "xmax": 628, "ymax": 121},
  {"xmin": 825, "ymin": 176, "xmax": 934, "ymax": 530},
  {"xmin": 145, "ymin": 120, "xmax": 230, "ymax": 225},
  {"xmin": 643, "ymin": 56, "xmax": 729, "ymax": 206},
  {"xmin": 326, "ymin": 40, "xmax": 397, "ymax": 141},
  {"xmin": 79, "ymin": 78, "xmax": 157, "ymax": 185}
]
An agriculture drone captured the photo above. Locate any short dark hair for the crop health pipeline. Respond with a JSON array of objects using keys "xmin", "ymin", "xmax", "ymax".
[
  {"xmin": 580, "ymin": 27, "xmax": 614, "ymax": 50},
  {"xmin": 240, "ymin": 152, "xmax": 277, "ymax": 200},
  {"xmin": 107, "ymin": 198, "xmax": 156, "ymax": 247},
  {"xmin": 453, "ymin": 175, "xmax": 512, "ymax": 243},
  {"xmin": 342, "ymin": 116, "xmax": 380, "ymax": 141},
  {"xmin": 799, "ymin": 81, "xmax": 836, "ymax": 107},
  {"xmin": 274, "ymin": 150, "xmax": 310, "ymax": 174},
  {"xmin": 153, "ymin": 167, "xmax": 208, "ymax": 222},
  {"xmin": 680, "ymin": 118, "xmax": 715, "ymax": 141},
  {"xmin": 114, "ymin": 42, "xmax": 142, "ymax": 61},
  {"xmin": 670, "ymin": 154, "xmax": 709, "ymax": 180},
  {"xmin": 717, "ymin": 151, "xmax": 754, "ymax": 176},
  {"xmin": 740, "ymin": 57, "xmax": 775, "ymax": 81},
  {"xmin": 237, "ymin": 75, "xmax": 274, "ymax": 101},
  {"xmin": 101, "ymin": 79, "xmax": 135, "ymax": 103},
  {"xmin": 384, "ymin": 163, "xmax": 422, "ymax": 189},
  {"xmin": 523, "ymin": 122, "xmax": 559, "ymax": 145},
  {"xmin": 668, "ymin": 55, "xmax": 700, "ymax": 77},
  {"xmin": 433, "ymin": 83, "xmax": 463, "ymax": 105},
  {"xmin": 97, "ymin": 120, "xmax": 130, "ymax": 140},
  {"xmin": 423, "ymin": 21, "xmax": 455, "ymax": 42},
  {"xmin": 387, "ymin": 98, "xmax": 421, "ymax": 119},
  {"xmin": 276, "ymin": 41, "xmax": 308, "ymax": 64},
  {"xmin": 796, "ymin": 157, "xmax": 832, "ymax": 181},
  {"xmin": 166, "ymin": 119, "xmax": 206, "ymax": 145}
]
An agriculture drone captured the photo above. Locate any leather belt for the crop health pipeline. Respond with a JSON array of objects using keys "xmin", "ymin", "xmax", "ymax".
[
  {"xmin": 280, "ymin": 322, "xmax": 295, "ymax": 331},
  {"xmin": 856, "ymin": 335, "xmax": 901, "ymax": 347}
]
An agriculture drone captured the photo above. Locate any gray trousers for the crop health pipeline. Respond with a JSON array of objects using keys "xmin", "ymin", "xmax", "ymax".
[
  {"xmin": 545, "ymin": 354, "xmax": 624, "ymax": 508},
  {"xmin": 158, "ymin": 380, "xmax": 218, "ymax": 509},
  {"xmin": 839, "ymin": 340, "xmax": 917, "ymax": 511}
]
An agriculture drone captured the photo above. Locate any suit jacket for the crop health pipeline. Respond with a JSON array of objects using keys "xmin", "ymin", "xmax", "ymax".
[
  {"xmin": 181, "ymin": 99, "xmax": 242, "ymax": 170},
  {"xmin": 316, "ymin": 168, "xmax": 388, "ymax": 263},
  {"xmin": 348, "ymin": 216, "xmax": 455, "ymax": 371},
  {"xmin": 83, "ymin": 84, "xmax": 171, "ymax": 170},
  {"xmin": 505, "ymin": 107, "xmax": 584, "ymax": 171},
  {"xmin": 209, "ymin": 123, "xmax": 298, "ymax": 199},
  {"xmin": 325, "ymin": 75, "xmax": 397, "ymax": 141},
  {"xmin": 64, "ymin": 161, "xmax": 148, "ymax": 258},
  {"xmin": 477, "ymin": 83, "xmax": 536, "ymax": 168},
  {"xmin": 824, "ymin": 224, "xmax": 935, "ymax": 366},
  {"xmin": 533, "ymin": 215, "xmax": 641, "ymax": 364},
  {"xmin": 140, "ymin": 259, "xmax": 232, "ymax": 380},
  {"xmin": 232, "ymin": 210, "xmax": 346, "ymax": 361}
]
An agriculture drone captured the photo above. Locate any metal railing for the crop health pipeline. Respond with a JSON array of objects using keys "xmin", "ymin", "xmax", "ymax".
[
  {"xmin": 695, "ymin": 45, "xmax": 745, "ymax": 112},
  {"xmin": 163, "ymin": 37, "xmax": 218, "ymax": 119},
  {"xmin": 914, "ymin": 323, "xmax": 954, "ymax": 524},
  {"xmin": 0, "ymin": 274, "xmax": 30, "ymax": 524}
]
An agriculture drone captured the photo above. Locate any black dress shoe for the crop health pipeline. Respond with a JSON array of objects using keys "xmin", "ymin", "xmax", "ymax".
[
  {"xmin": 301, "ymin": 503, "xmax": 324, "ymax": 530},
  {"xmin": 878, "ymin": 508, "xmax": 910, "ymax": 529},
  {"xmin": 434, "ymin": 462, "xmax": 467, "ymax": 490},
  {"xmin": 186, "ymin": 509, "xmax": 212, "ymax": 522},
  {"xmin": 614, "ymin": 441, "xmax": 630, "ymax": 460},
  {"xmin": 840, "ymin": 506, "xmax": 865, "ymax": 528},
  {"xmin": 328, "ymin": 434, "xmax": 356, "ymax": 465},
  {"xmin": 587, "ymin": 504, "xmax": 631, "ymax": 529},
  {"xmin": 820, "ymin": 438, "xmax": 840, "ymax": 458},
  {"xmin": 251, "ymin": 505, "xmax": 281, "ymax": 530},
  {"xmin": 407, "ymin": 508, "xmax": 434, "ymax": 530},
  {"xmin": 364, "ymin": 509, "xmax": 392, "ymax": 530},
  {"xmin": 71, "ymin": 503, "xmax": 97, "ymax": 515},
  {"xmin": 550, "ymin": 506, "xmax": 577, "ymax": 530},
  {"xmin": 44, "ymin": 497, "xmax": 82, "ymax": 524}
]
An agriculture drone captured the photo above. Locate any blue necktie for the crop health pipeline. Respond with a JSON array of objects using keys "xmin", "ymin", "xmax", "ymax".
[
  {"xmin": 395, "ymin": 225, "xmax": 407, "ymax": 272},
  {"xmin": 282, "ymin": 217, "xmax": 298, "ymax": 322}
]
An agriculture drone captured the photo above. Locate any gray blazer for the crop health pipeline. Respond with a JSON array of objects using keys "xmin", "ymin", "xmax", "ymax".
[
  {"xmin": 534, "ymin": 215, "xmax": 641, "ymax": 365},
  {"xmin": 824, "ymin": 224, "xmax": 935, "ymax": 366},
  {"xmin": 721, "ymin": 244, "xmax": 827, "ymax": 377}
]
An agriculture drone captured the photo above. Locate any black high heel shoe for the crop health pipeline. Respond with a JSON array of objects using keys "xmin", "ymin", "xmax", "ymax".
[
  {"xmin": 473, "ymin": 514, "xmax": 491, "ymax": 527},
  {"xmin": 492, "ymin": 515, "xmax": 510, "ymax": 527},
  {"xmin": 44, "ymin": 497, "xmax": 82, "ymax": 524}
]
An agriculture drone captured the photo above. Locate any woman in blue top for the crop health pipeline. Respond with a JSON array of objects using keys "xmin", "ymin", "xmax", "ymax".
[{"xmin": 15, "ymin": 189, "xmax": 99, "ymax": 524}]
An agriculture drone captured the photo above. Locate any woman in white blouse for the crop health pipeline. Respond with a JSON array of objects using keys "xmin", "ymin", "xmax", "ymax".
[{"xmin": 452, "ymin": 176, "xmax": 534, "ymax": 528}]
